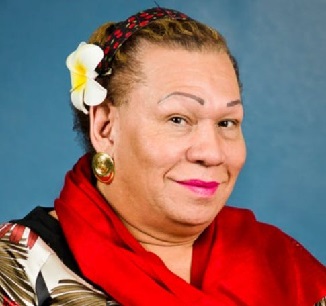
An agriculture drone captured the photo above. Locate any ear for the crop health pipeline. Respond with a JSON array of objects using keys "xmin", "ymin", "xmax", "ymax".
[{"xmin": 89, "ymin": 101, "xmax": 118, "ymax": 154}]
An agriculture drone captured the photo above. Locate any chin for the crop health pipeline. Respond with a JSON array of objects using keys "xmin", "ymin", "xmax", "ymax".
[{"xmin": 171, "ymin": 205, "xmax": 221, "ymax": 229}]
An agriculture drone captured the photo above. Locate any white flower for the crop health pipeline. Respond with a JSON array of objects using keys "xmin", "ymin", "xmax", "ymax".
[{"xmin": 66, "ymin": 42, "xmax": 107, "ymax": 114}]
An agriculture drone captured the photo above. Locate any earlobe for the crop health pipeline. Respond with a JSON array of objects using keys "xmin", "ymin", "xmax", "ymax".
[{"xmin": 89, "ymin": 102, "xmax": 117, "ymax": 153}]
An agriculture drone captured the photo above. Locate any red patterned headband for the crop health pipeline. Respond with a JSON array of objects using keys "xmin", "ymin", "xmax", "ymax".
[
  {"xmin": 95, "ymin": 7, "xmax": 190, "ymax": 75},
  {"xmin": 66, "ymin": 7, "xmax": 191, "ymax": 113}
]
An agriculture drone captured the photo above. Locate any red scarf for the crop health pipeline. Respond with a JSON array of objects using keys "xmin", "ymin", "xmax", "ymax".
[{"xmin": 55, "ymin": 154, "xmax": 326, "ymax": 305}]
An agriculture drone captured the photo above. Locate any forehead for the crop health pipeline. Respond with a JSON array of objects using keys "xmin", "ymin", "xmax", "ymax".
[{"xmin": 135, "ymin": 44, "xmax": 240, "ymax": 99}]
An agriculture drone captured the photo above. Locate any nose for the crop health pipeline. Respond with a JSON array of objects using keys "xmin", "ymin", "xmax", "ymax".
[{"xmin": 186, "ymin": 123, "xmax": 226, "ymax": 167}]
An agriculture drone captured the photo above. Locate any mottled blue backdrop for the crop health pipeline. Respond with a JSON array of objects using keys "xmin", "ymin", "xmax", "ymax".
[{"xmin": 1, "ymin": 0, "xmax": 325, "ymax": 263}]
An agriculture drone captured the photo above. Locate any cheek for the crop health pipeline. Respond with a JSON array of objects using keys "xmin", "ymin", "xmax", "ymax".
[
  {"xmin": 136, "ymin": 137, "xmax": 184, "ymax": 173},
  {"xmin": 115, "ymin": 126, "xmax": 176, "ymax": 175},
  {"xmin": 114, "ymin": 107, "xmax": 189, "ymax": 177},
  {"xmin": 134, "ymin": 123, "xmax": 186, "ymax": 163},
  {"xmin": 228, "ymin": 140, "xmax": 247, "ymax": 174}
]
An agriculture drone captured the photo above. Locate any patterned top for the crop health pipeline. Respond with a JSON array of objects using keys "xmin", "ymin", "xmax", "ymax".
[
  {"xmin": 0, "ymin": 207, "xmax": 119, "ymax": 305},
  {"xmin": 0, "ymin": 207, "xmax": 325, "ymax": 305}
]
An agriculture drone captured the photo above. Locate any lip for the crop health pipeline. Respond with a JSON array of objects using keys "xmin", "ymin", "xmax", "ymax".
[{"xmin": 176, "ymin": 179, "xmax": 220, "ymax": 197}]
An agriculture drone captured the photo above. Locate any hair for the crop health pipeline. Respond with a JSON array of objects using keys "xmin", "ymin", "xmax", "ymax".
[{"xmin": 73, "ymin": 17, "xmax": 241, "ymax": 153}]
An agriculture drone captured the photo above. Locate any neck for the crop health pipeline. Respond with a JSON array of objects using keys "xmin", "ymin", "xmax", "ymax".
[
  {"xmin": 122, "ymin": 218, "xmax": 198, "ymax": 283},
  {"xmin": 142, "ymin": 241, "xmax": 194, "ymax": 283}
]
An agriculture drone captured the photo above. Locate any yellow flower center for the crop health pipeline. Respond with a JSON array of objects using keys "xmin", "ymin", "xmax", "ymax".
[{"xmin": 72, "ymin": 61, "xmax": 87, "ymax": 91}]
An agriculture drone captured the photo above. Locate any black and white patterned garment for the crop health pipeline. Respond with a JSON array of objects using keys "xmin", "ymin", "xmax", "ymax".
[{"xmin": 0, "ymin": 207, "xmax": 119, "ymax": 305}]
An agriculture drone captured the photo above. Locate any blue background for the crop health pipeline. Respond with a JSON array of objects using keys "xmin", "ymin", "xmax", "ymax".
[{"xmin": 1, "ymin": 1, "xmax": 325, "ymax": 263}]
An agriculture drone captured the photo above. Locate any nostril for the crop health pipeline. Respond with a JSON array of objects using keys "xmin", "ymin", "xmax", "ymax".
[{"xmin": 196, "ymin": 160, "xmax": 206, "ymax": 166}]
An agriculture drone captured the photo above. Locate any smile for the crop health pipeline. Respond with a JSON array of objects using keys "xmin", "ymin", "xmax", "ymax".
[{"xmin": 176, "ymin": 179, "xmax": 220, "ymax": 197}]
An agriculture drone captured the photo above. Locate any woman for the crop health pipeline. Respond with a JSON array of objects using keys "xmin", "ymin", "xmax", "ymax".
[{"xmin": 0, "ymin": 6, "xmax": 325, "ymax": 305}]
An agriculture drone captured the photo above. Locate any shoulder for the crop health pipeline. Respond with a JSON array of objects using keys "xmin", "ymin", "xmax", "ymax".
[
  {"xmin": 218, "ymin": 206, "xmax": 326, "ymax": 303},
  {"xmin": 219, "ymin": 205, "xmax": 302, "ymax": 242},
  {"xmin": 0, "ymin": 222, "xmax": 112, "ymax": 305},
  {"xmin": 0, "ymin": 222, "xmax": 49, "ymax": 267},
  {"xmin": 0, "ymin": 222, "xmax": 50, "ymax": 305},
  {"xmin": 218, "ymin": 205, "xmax": 324, "ymax": 262}
]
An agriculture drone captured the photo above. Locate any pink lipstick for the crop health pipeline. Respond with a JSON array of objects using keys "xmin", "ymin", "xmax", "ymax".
[{"xmin": 177, "ymin": 179, "xmax": 219, "ymax": 197}]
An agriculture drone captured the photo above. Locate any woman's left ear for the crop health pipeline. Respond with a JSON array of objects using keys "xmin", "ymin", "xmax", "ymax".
[{"xmin": 89, "ymin": 101, "xmax": 118, "ymax": 154}]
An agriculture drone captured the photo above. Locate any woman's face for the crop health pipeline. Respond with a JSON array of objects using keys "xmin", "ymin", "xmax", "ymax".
[{"xmin": 105, "ymin": 44, "xmax": 246, "ymax": 238}]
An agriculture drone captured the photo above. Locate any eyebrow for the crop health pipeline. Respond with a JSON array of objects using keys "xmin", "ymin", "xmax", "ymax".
[
  {"xmin": 159, "ymin": 91, "xmax": 242, "ymax": 107},
  {"xmin": 158, "ymin": 91, "xmax": 205, "ymax": 105},
  {"xmin": 227, "ymin": 99, "xmax": 242, "ymax": 107}
]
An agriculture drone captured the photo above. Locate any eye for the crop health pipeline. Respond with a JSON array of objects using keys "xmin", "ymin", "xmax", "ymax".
[
  {"xmin": 169, "ymin": 116, "xmax": 187, "ymax": 125},
  {"xmin": 218, "ymin": 119, "xmax": 238, "ymax": 128}
]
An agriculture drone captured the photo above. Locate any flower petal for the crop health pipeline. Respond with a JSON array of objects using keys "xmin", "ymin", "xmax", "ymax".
[
  {"xmin": 84, "ymin": 79, "xmax": 107, "ymax": 106},
  {"xmin": 66, "ymin": 42, "xmax": 86, "ymax": 71},
  {"xmin": 74, "ymin": 43, "xmax": 104, "ymax": 73},
  {"xmin": 71, "ymin": 86, "xmax": 88, "ymax": 114}
]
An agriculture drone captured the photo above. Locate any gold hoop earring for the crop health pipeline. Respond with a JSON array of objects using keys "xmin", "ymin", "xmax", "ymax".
[{"xmin": 92, "ymin": 152, "xmax": 115, "ymax": 184}]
